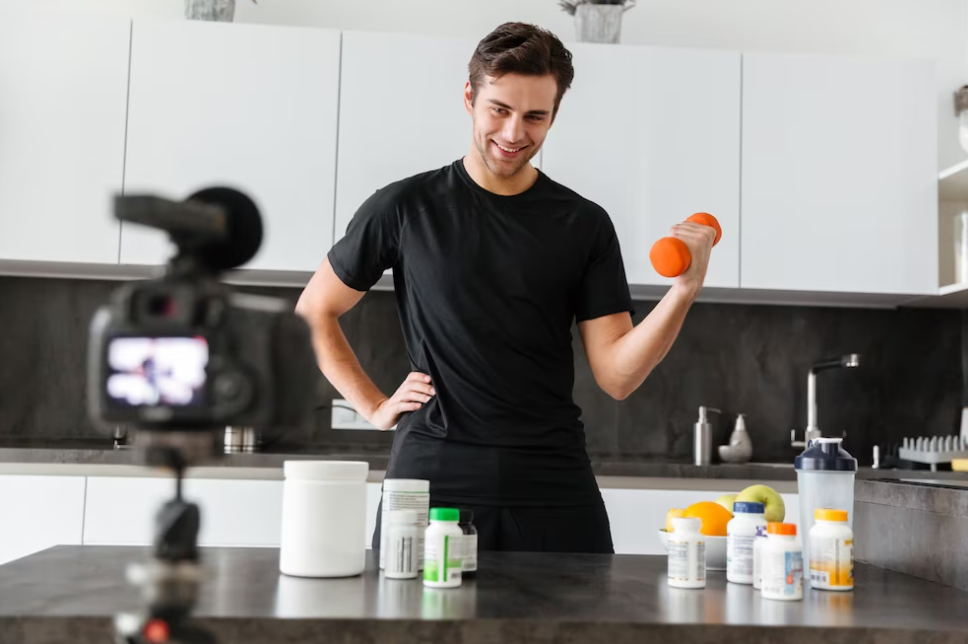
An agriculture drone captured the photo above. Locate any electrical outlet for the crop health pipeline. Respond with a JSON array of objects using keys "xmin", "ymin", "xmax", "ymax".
[{"xmin": 331, "ymin": 399, "xmax": 391, "ymax": 431}]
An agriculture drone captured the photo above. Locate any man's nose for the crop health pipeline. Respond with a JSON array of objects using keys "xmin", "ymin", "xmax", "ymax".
[{"xmin": 502, "ymin": 115, "xmax": 525, "ymax": 144}]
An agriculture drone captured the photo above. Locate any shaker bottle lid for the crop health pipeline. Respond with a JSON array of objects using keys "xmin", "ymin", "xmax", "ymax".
[{"xmin": 794, "ymin": 437, "xmax": 858, "ymax": 472}]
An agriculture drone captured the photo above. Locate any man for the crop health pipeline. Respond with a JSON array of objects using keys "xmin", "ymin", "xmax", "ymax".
[{"xmin": 295, "ymin": 22, "xmax": 715, "ymax": 554}]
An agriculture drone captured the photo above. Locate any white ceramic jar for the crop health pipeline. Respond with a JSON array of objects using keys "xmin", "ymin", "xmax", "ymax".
[{"xmin": 279, "ymin": 460, "xmax": 369, "ymax": 578}]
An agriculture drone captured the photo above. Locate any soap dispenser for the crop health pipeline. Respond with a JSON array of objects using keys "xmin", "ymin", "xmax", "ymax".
[
  {"xmin": 718, "ymin": 414, "xmax": 753, "ymax": 464},
  {"xmin": 693, "ymin": 406, "xmax": 722, "ymax": 466}
]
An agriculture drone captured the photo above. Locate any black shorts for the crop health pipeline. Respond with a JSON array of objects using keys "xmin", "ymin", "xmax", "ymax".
[{"xmin": 372, "ymin": 498, "xmax": 614, "ymax": 554}]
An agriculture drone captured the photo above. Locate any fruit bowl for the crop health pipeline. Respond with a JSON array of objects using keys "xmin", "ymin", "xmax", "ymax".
[{"xmin": 657, "ymin": 529, "xmax": 727, "ymax": 571}]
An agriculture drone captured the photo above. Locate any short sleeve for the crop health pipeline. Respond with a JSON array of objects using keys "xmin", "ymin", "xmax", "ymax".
[
  {"xmin": 575, "ymin": 214, "xmax": 634, "ymax": 322},
  {"xmin": 327, "ymin": 187, "xmax": 401, "ymax": 291}
]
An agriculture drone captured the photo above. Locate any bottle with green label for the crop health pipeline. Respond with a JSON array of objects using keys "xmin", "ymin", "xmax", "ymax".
[{"xmin": 423, "ymin": 507, "xmax": 463, "ymax": 588}]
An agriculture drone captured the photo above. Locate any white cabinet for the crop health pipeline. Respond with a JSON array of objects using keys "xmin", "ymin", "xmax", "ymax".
[
  {"xmin": 0, "ymin": 14, "xmax": 129, "ymax": 264},
  {"xmin": 741, "ymin": 52, "xmax": 937, "ymax": 295},
  {"xmin": 0, "ymin": 475, "xmax": 86, "ymax": 565},
  {"xmin": 83, "ymin": 476, "xmax": 385, "ymax": 549},
  {"xmin": 542, "ymin": 44, "xmax": 741, "ymax": 288},
  {"xmin": 84, "ymin": 476, "xmax": 283, "ymax": 546},
  {"xmin": 334, "ymin": 31, "xmax": 478, "ymax": 245},
  {"xmin": 120, "ymin": 19, "xmax": 341, "ymax": 272},
  {"xmin": 601, "ymin": 488, "xmax": 798, "ymax": 555}
]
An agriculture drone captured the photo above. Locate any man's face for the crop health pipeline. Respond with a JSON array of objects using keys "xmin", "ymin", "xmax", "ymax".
[{"xmin": 465, "ymin": 73, "xmax": 558, "ymax": 179}]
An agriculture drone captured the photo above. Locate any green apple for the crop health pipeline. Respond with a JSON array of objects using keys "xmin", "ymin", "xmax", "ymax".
[
  {"xmin": 715, "ymin": 494, "xmax": 737, "ymax": 513},
  {"xmin": 735, "ymin": 484, "xmax": 785, "ymax": 523}
]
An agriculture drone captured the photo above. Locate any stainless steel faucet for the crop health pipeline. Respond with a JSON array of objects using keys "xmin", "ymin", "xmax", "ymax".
[{"xmin": 791, "ymin": 354, "xmax": 860, "ymax": 449}]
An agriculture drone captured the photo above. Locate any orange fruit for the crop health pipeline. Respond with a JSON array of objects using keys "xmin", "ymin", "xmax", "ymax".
[
  {"xmin": 682, "ymin": 501, "xmax": 733, "ymax": 536},
  {"xmin": 665, "ymin": 508, "xmax": 687, "ymax": 533}
]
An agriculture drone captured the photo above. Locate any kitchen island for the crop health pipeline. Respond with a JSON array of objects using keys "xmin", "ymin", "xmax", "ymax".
[{"xmin": 1, "ymin": 546, "xmax": 966, "ymax": 644}]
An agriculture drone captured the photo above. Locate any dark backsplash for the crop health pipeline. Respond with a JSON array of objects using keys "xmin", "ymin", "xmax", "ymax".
[{"xmin": 0, "ymin": 275, "xmax": 962, "ymax": 466}]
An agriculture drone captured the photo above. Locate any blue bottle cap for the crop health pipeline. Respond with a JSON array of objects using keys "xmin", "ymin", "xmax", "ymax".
[{"xmin": 733, "ymin": 501, "xmax": 765, "ymax": 514}]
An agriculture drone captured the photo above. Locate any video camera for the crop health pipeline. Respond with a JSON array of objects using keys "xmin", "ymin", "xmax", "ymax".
[
  {"xmin": 86, "ymin": 187, "xmax": 320, "ymax": 644},
  {"xmin": 87, "ymin": 187, "xmax": 317, "ymax": 446}
]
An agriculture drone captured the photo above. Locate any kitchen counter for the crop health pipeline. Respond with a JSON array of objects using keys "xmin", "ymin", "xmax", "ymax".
[
  {"xmin": 1, "ymin": 546, "xmax": 966, "ymax": 644},
  {"xmin": 0, "ymin": 439, "xmax": 964, "ymax": 485}
]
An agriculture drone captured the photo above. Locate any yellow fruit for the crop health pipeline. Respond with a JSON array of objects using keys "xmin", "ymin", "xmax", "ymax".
[
  {"xmin": 683, "ymin": 501, "xmax": 733, "ymax": 536},
  {"xmin": 665, "ymin": 508, "xmax": 687, "ymax": 533}
]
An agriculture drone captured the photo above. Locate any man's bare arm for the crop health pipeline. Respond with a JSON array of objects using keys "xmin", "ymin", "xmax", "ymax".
[
  {"xmin": 294, "ymin": 258, "xmax": 433, "ymax": 429},
  {"xmin": 578, "ymin": 221, "xmax": 716, "ymax": 400}
]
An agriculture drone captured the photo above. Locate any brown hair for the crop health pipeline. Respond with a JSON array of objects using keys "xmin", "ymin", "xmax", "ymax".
[{"xmin": 468, "ymin": 22, "xmax": 574, "ymax": 119}]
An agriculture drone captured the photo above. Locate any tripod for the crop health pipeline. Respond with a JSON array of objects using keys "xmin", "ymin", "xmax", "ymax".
[{"xmin": 115, "ymin": 441, "xmax": 218, "ymax": 644}]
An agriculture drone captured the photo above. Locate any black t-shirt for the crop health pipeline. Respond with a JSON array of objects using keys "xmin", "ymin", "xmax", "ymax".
[{"xmin": 328, "ymin": 159, "xmax": 633, "ymax": 506}]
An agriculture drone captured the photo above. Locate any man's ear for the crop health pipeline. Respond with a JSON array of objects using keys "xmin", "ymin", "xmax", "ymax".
[{"xmin": 464, "ymin": 80, "xmax": 474, "ymax": 115}]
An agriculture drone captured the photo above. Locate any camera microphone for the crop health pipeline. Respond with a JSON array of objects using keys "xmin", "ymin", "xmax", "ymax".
[
  {"xmin": 186, "ymin": 187, "xmax": 263, "ymax": 272},
  {"xmin": 115, "ymin": 186, "xmax": 264, "ymax": 272}
]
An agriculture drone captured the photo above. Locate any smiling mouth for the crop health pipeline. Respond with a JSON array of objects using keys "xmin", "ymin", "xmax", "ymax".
[{"xmin": 492, "ymin": 141, "xmax": 527, "ymax": 156}]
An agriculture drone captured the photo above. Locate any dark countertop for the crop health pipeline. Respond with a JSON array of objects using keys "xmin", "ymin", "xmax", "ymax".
[
  {"xmin": 1, "ymin": 546, "xmax": 967, "ymax": 644},
  {"xmin": 0, "ymin": 439, "xmax": 966, "ymax": 484}
]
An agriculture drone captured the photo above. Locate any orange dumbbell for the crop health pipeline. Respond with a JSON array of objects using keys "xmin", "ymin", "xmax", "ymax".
[{"xmin": 649, "ymin": 212, "xmax": 722, "ymax": 278}]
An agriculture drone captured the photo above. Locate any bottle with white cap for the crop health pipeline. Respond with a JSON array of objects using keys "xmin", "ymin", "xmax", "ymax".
[{"xmin": 384, "ymin": 510, "xmax": 419, "ymax": 580}]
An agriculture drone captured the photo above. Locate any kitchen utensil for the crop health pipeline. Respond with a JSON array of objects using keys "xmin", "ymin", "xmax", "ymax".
[{"xmin": 898, "ymin": 435, "xmax": 968, "ymax": 472}]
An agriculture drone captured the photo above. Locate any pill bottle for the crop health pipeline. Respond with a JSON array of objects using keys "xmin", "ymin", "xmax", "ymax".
[
  {"xmin": 667, "ymin": 517, "xmax": 705, "ymax": 589},
  {"xmin": 423, "ymin": 508, "xmax": 463, "ymax": 589},
  {"xmin": 752, "ymin": 524, "xmax": 768, "ymax": 590},
  {"xmin": 384, "ymin": 510, "xmax": 419, "ymax": 580},
  {"xmin": 808, "ymin": 509, "xmax": 853, "ymax": 591},
  {"xmin": 761, "ymin": 522, "xmax": 803, "ymax": 601},
  {"xmin": 727, "ymin": 501, "xmax": 767, "ymax": 584},
  {"xmin": 459, "ymin": 509, "xmax": 478, "ymax": 576}
]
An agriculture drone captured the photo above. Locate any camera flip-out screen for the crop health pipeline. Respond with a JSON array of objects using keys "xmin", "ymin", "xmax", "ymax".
[{"xmin": 105, "ymin": 336, "xmax": 209, "ymax": 408}]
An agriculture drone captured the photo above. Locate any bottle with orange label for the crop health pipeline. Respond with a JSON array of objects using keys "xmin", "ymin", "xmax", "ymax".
[
  {"xmin": 808, "ymin": 509, "xmax": 854, "ymax": 591},
  {"xmin": 761, "ymin": 523, "xmax": 803, "ymax": 601}
]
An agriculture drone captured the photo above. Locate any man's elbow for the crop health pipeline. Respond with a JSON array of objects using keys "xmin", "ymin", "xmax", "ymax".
[{"xmin": 597, "ymin": 376, "xmax": 635, "ymax": 402}]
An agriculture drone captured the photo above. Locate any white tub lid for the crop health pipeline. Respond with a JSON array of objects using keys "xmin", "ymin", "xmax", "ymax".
[{"xmin": 284, "ymin": 460, "xmax": 369, "ymax": 481}]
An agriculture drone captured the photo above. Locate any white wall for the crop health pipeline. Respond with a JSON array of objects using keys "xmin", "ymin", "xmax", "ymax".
[{"xmin": 6, "ymin": 0, "xmax": 968, "ymax": 172}]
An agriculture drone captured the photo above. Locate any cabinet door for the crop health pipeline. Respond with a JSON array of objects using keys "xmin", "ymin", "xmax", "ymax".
[
  {"xmin": 0, "ymin": 475, "xmax": 85, "ymax": 565},
  {"xmin": 334, "ymin": 31, "xmax": 477, "ymax": 245},
  {"xmin": 84, "ymin": 476, "xmax": 285, "ymax": 547},
  {"xmin": 741, "ymin": 52, "xmax": 937, "ymax": 295},
  {"xmin": 542, "ymin": 45, "xmax": 741, "ymax": 288},
  {"xmin": 0, "ymin": 14, "xmax": 128, "ymax": 264},
  {"xmin": 120, "ymin": 19, "xmax": 340, "ymax": 272}
]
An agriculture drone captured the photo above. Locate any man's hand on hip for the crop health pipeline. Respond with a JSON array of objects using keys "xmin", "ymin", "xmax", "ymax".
[{"xmin": 369, "ymin": 372, "xmax": 436, "ymax": 430}]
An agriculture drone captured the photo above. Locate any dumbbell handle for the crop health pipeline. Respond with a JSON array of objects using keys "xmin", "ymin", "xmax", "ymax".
[{"xmin": 649, "ymin": 213, "xmax": 722, "ymax": 278}]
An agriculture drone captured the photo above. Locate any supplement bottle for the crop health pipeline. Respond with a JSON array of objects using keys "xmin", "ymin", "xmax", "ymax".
[
  {"xmin": 726, "ymin": 501, "xmax": 767, "ymax": 584},
  {"xmin": 423, "ymin": 508, "xmax": 463, "ymax": 589},
  {"xmin": 384, "ymin": 509, "xmax": 419, "ymax": 580},
  {"xmin": 752, "ymin": 524, "xmax": 768, "ymax": 590},
  {"xmin": 667, "ymin": 517, "xmax": 706, "ymax": 589},
  {"xmin": 808, "ymin": 509, "xmax": 853, "ymax": 591},
  {"xmin": 761, "ymin": 522, "xmax": 803, "ymax": 601},
  {"xmin": 459, "ymin": 509, "xmax": 478, "ymax": 576}
]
